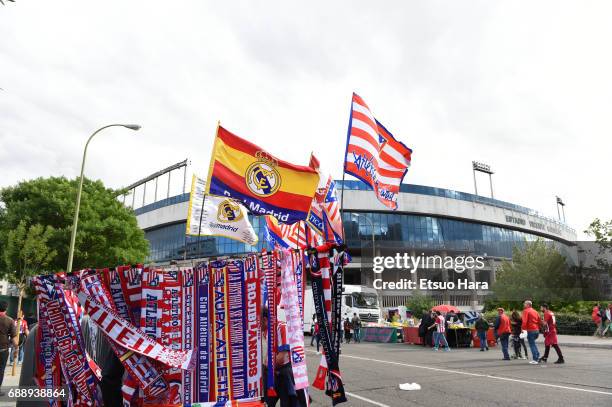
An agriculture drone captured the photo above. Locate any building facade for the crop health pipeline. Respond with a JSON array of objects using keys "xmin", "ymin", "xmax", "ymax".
[{"xmin": 134, "ymin": 180, "xmax": 577, "ymax": 310}]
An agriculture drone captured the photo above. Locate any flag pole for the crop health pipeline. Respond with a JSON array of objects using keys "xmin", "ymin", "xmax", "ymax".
[
  {"xmin": 340, "ymin": 93, "xmax": 354, "ymax": 240},
  {"xmin": 197, "ymin": 121, "xmax": 221, "ymax": 259}
]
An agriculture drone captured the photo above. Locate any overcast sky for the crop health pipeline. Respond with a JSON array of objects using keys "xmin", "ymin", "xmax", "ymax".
[{"xmin": 1, "ymin": 1, "xmax": 610, "ymax": 238}]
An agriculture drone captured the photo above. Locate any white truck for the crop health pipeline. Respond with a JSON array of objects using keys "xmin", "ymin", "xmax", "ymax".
[{"xmin": 303, "ymin": 284, "xmax": 381, "ymax": 334}]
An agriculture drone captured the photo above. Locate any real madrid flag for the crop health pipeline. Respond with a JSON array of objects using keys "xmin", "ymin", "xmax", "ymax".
[
  {"xmin": 205, "ymin": 126, "xmax": 320, "ymax": 224},
  {"xmin": 187, "ymin": 190, "xmax": 258, "ymax": 246}
]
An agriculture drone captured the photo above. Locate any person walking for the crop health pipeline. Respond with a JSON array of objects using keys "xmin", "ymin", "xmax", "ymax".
[
  {"xmin": 0, "ymin": 301, "xmax": 18, "ymax": 396},
  {"xmin": 496, "ymin": 308, "xmax": 512, "ymax": 361},
  {"xmin": 429, "ymin": 311, "xmax": 450, "ymax": 351},
  {"xmin": 510, "ymin": 310, "xmax": 528, "ymax": 360},
  {"xmin": 310, "ymin": 315, "xmax": 317, "ymax": 346},
  {"xmin": 351, "ymin": 313, "xmax": 362, "ymax": 343},
  {"xmin": 592, "ymin": 303, "xmax": 603, "ymax": 337},
  {"xmin": 521, "ymin": 300, "xmax": 542, "ymax": 364},
  {"xmin": 343, "ymin": 318, "xmax": 353, "ymax": 344},
  {"xmin": 603, "ymin": 304, "xmax": 612, "ymax": 337},
  {"xmin": 9, "ymin": 311, "xmax": 28, "ymax": 365},
  {"xmin": 539, "ymin": 304, "xmax": 564, "ymax": 364},
  {"xmin": 474, "ymin": 314, "xmax": 490, "ymax": 351}
]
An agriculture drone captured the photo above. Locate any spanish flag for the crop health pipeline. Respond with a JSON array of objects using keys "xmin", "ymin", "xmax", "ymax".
[{"xmin": 206, "ymin": 126, "xmax": 320, "ymax": 224}]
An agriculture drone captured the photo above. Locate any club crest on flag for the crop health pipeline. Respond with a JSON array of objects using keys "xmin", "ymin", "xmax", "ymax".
[
  {"xmin": 217, "ymin": 199, "xmax": 244, "ymax": 223},
  {"xmin": 245, "ymin": 152, "xmax": 281, "ymax": 197}
]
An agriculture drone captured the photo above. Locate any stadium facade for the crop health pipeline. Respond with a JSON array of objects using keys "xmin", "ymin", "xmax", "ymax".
[{"xmin": 132, "ymin": 174, "xmax": 577, "ymax": 311}]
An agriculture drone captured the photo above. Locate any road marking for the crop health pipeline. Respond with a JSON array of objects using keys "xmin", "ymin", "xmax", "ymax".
[
  {"xmin": 339, "ymin": 353, "xmax": 612, "ymax": 396},
  {"xmin": 344, "ymin": 391, "xmax": 391, "ymax": 407}
]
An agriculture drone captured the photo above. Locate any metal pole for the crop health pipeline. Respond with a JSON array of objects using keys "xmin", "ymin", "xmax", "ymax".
[
  {"xmin": 183, "ymin": 162, "xmax": 188, "ymax": 194},
  {"xmin": 489, "ymin": 173, "xmax": 494, "ymax": 199},
  {"xmin": 561, "ymin": 205, "xmax": 566, "ymax": 223},
  {"xmin": 154, "ymin": 176, "xmax": 159, "ymax": 202},
  {"xmin": 131, "ymin": 188, "xmax": 136, "ymax": 209},
  {"xmin": 66, "ymin": 124, "xmax": 140, "ymax": 273},
  {"xmin": 167, "ymin": 171, "xmax": 172, "ymax": 199},
  {"xmin": 473, "ymin": 169, "xmax": 478, "ymax": 196},
  {"xmin": 142, "ymin": 181, "xmax": 147, "ymax": 207},
  {"xmin": 556, "ymin": 202, "xmax": 561, "ymax": 221}
]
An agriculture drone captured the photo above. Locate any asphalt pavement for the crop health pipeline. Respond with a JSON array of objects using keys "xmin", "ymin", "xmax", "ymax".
[{"xmin": 305, "ymin": 341, "xmax": 612, "ymax": 407}]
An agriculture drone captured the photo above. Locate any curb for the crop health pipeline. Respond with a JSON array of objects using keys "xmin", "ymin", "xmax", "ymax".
[{"xmin": 556, "ymin": 342, "xmax": 612, "ymax": 350}]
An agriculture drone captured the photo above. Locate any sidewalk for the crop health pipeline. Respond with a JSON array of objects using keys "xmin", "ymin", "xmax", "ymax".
[
  {"xmin": 537, "ymin": 334, "xmax": 612, "ymax": 349},
  {"xmin": 1, "ymin": 362, "xmax": 21, "ymax": 407}
]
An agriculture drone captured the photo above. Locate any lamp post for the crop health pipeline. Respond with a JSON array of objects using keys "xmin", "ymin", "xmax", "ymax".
[
  {"xmin": 66, "ymin": 124, "xmax": 141, "ymax": 273},
  {"xmin": 556, "ymin": 196, "xmax": 566, "ymax": 223}
]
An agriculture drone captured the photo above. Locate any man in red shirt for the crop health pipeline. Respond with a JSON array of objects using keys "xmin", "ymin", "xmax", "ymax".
[
  {"xmin": 521, "ymin": 300, "xmax": 542, "ymax": 364},
  {"xmin": 540, "ymin": 304, "xmax": 564, "ymax": 364},
  {"xmin": 495, "ymin": 308, "xmax": 512, "ymax": 361}
]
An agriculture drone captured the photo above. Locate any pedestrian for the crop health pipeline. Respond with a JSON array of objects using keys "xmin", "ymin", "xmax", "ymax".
[
  {"xmin": 344, "ymin": 318, "xmax": 353, "ymax": 344},
  {"xmin": 310, "ymin": 315, "xmax": 317, "ymax": 346},
  {"xmin": 262, "ymin": 309, "xmax": 309, "ymax": 407},
  {"xmin": 603, "ymin": 304, "xmax": 612, "ymax": 337},
  {"xmin": 429, "ymin": 311, "xmax": 450, "ymax": 351},
  {"xmin": 9, "ymin": 311, "xmax": 28, "ymax": 365},
  {"xmin": 496, "ymin": 308, "xmax": 512, "ymax": 361},
  {"xmin": 539, "ymin": 304, "xmax": 564, "ymax": 364},
  {"xmin": 592, "ymin": 303, "xmax": 603, "ymax": 337},
  {"xmin": 419, "ymin": 311, "xmax": 433, "ymax": 347},
  {"xmin": 521, "ymin": 300, "xmax": 542, "ymax": 364},
  {"xmin": 313, "ymin": 320, "xmax": 320, "ymax": 353},
  {"xmin": 351, "ymin": 313, "xmax": 362, "ymax": 343},
  {"xmin": 600, "ymin": 303, "xmax": 612, "ymax": 338},
  {"xmin": 0, "ymin": 301, "xmax": 18, "ymax": 396},
  {"xmin": 510, "ymin": 310, "xmax": 528, "ymax": 360},
  {"xmin": 474, "ymin": 314, "xmax": 490, "ymax": 351}
]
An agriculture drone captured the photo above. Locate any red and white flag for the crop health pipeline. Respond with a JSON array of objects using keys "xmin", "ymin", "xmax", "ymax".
[{"xmin": 343, "ymin": 92, "xmax": 412, "ymax": 210}]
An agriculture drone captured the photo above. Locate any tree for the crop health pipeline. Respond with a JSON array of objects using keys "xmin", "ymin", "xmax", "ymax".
[
  {"xmin": 0, "ymin": 176, "xmax": 149, "ymax": 273},
  {"xmin": 406, "ymin": 291, "xmax": 436, "ymax": 319},
  {"xmin": 585, "ymin": 218, "xmax": 612, "ymax": 272},
  {"xmin": 487, "ymin": 240, "xmax": 583, "ymax": 311},
  {"xmin": 4, "ymin": 220, "xmax": 56, "ymax": 319}
]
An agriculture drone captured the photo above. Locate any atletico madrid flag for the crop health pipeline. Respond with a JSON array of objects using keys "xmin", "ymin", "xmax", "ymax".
[{"xmin": 343, "ymin": 93, "xmax": 412, "ymax": 210}]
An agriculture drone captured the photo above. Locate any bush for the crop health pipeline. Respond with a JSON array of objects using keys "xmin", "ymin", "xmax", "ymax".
[
  {"xmin": 405, "ymin": 292, "xmax": 436, "ymax": 319},
  {"xmin": 554, "ymin": 313, "xmax": 597, "ymax": 336}
]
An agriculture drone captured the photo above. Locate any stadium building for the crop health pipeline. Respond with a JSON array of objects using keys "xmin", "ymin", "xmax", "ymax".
[{"xmin": 127, "ymin": 162, "xmax": 577, "ymax": 311}]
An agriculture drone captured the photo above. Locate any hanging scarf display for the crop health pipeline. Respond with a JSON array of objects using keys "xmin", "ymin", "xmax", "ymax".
[
  {"xmin": 211, "ymin": 260, "xmax": 232, "ymax": 403},
  {"xmin": 330, "ymin": 249, "xmax": 344, "ymax": 372},
  {"xmin": 162, "ymin": 268, "xmax": 183, "ymax": 404},
  {"xmin": 140, "ymin": 268, "xmax": 163, "ymax": 340},
  {"xmin": 33, "ymin": 276, "xmax": 63, "ymax": 407},
  {"xmin": 77, "ymin": 278, "xmax": 196, "ymax": 370},
  {"xmin": 34, "ymin": 275, "xmax": 100, "ymax": 406},
  {"xmin": 182, "ymin": 267, "xmax": 197, "ymax": 405},
  {"xmin": 261, "ymin": 251, "xmax": 278, "ymax": 397},
  {"xmin": 79, "ymin": 272, "xmax": 171, "ymax": 401},
  {"xmin": 196, "ymin": 264, "xmax": 211, "ymax": 403},
  {"xmin": 104, "ymin": 268, "xmax": 143, "ymax": 406},
  {"xmin": 228, "ymin": 259, "xmax": 248, "ymax": 400},
  {"xmin": 280, "ymin": 250, "xmax": 309, "ymax": 390},
  {"xmin": 243, "ymin": 255, "xmax": 262, "ymax": 399},
  {"xmin": 308, "ymin": 248, "xmax": 346, "ymax": 405},
  {"xmin": 119, "ymin": 266, "xmax": 143, "ymax": 325}
]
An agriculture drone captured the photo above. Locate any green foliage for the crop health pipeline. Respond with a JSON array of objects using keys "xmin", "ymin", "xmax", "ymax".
[
  {"xmin": 405, "ymin": 291, "xmax": 436, "ymax": 319},
  {"xmin": 584, "ymin": 218, "xmax": 612, "ymax": 273},
  {"xmin": 0, "ymin": 176, "xmax": 149, "ymax": 274},
  {"xmin": 487, "ymin": 240, "xmax": 585, "ymax": 311},
  {"xmin": 554, "ymin": 313, "xmax": 597, "ymax": 336},
  {"xmin": 4, "ymin": 220, "xmax": 56, "ymax": 287}
]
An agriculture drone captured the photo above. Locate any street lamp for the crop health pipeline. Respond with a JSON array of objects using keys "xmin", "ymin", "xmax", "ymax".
[{"xmin": 66, "ymin": 124, "xmax": 141, "ymax": 273}]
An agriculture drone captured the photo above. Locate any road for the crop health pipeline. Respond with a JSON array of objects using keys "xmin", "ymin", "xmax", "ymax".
[{"xmin": 305, "ymin": 341, "xmax": 612, "ymax": 407}]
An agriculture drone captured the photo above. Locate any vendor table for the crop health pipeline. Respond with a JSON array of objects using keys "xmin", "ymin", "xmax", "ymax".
[
  {"xmin": 402, "ymin": 326, "xmax": 423, "ymax": 345},
  {"xmin": 361, "ymin": 326, "xmax": 399, "ymax": 343},
  {"xmin": 446, "ymin": 327, "xmax": 472, "ymax": 348}
]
